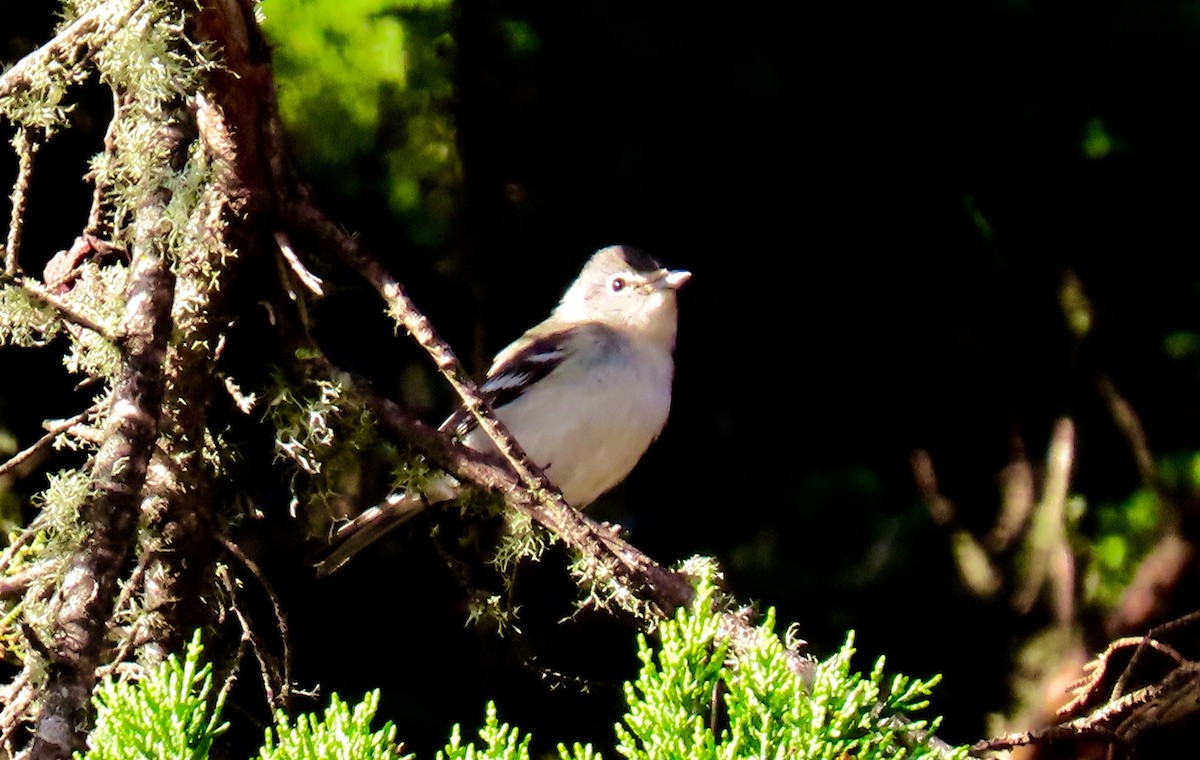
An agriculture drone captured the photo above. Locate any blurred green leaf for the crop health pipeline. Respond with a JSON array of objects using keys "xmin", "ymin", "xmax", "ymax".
[
  {"xmin": 260, "ymin": 0, "xmax": 461, "ymax": 245},
  {"xmin": 1163, "ymin": 330, "xmax": 1200, "ymax": 360},
  {"xmin": 1082, "ymin": 488, "xmax": 1163, "ymax": 609}
]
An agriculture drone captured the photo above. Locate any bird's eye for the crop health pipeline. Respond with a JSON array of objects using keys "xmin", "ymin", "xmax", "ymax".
[{"xmin": 609, "ymin": 276, "xmax": 627, "ymax": 293}]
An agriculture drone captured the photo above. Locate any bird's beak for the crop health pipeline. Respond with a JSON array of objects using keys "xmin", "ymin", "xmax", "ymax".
[{"xmin": 662, "ymin": 269, "xmax": 691, "ymax": 290}]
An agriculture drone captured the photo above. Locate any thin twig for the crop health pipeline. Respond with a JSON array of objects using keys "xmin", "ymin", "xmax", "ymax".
[
  {"xmin": 1112, "ymin": 609, "xmax": 1200, "ymax": 701},
  {"xmin": 1061, "ymin": 635, "xmax": 1187, "ymax": 718},
  {"xmin": 218, "ymin": 564, "xmax": 282, "ymax": 708},
  {"xmin": 220, "ymin": 537, "xmax": 291, "ymax": 708},
  {"xmin": 319, "ymin": 354, "xmax": 695, "ymax": 616},
  {"xmin": 281, "ymin": 198, "xmax": 560, "ymax": 508},
  {"xmin": 980, "ymin": 678, "xmax": 1157, "ymax": 754},
  {"xmin": 274, "ymin": 231, "xmax": 324, "ymax": 297},
  {"xmin": 910, "ymin": 449, "xmax": 955, "ymax": 527},
  {"xmin": 215, "ymin": 623, "xmax": 247, "ymax": 726},
  {"xmin": 1114, "ymin": 662, "xmax": 1200, "ymax": 741},
  {"xmin": 4, "ymin": 129, "xmax": 38, "ymax": 278},
  {"xmin": 910, "ymin": 449, "xmax": 1002, "ymax": 598},
  {"xmin": 0, "ymin": 407, "xmax": 95, "ymax": 479},
  {"xmin": 989, "ymin": 434, "xmax": 1035, "ymax": 554},
  {"xmin": 990, "ymin": 613, "xmax": 1200, "ymax": 757},
  {"xmin": 978, "ymin": 723, "xmax": 1126, "ymax": 755}
]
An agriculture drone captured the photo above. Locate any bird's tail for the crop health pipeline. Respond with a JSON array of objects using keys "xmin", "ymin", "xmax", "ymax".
[{"xmin": 311, "ymin": 491, "xmax": 429, "ymax": 577}]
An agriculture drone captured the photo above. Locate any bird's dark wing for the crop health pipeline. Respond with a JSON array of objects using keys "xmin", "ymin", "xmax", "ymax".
[{"xmin": 440, "ymin": 328, "xmax": 571, "ymax": 437}]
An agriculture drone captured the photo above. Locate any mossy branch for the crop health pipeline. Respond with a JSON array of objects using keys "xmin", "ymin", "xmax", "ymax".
[{"xmin": 30, "ymin": 204, "xmax": 176, "ymax": 759}]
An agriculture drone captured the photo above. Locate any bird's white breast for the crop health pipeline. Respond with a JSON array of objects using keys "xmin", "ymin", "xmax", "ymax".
[{"xmin": 461, "ymin": 336, "xmax": 674, "ymax": 507}]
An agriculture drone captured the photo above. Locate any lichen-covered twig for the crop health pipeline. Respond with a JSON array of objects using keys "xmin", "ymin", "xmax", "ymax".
[
  {"xmin": 17, "ymin": 276, "xmax": 121, "ymax": 343},
  {"xmin": 0, "ymin": 0, "xmax": 147, "ymax": 101},
  {"xmin": 3, "ymin": 129, "xmax": 37, "ymax": 277}
]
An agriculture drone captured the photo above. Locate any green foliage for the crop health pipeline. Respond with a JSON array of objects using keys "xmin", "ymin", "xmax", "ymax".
[
  {"xmin": 1163, "ymin": 329, "xmax": 1200, "ymax": 360},
  {"xmin": 1080, "ymin": 116, "xmax": 1117, "ymax": 160},
  {"xmin": 260, "ymin": 0, "xmax": 461, "ymax": 245},
  {"xmin": 69, "ymin": 584, "xmax": 969, "ymax": 759},
  {"xmin": 259, "ymin": 690, "xmax": 409, "ymax": 760},
  {"xmin": 438, "ymin": 702, "xmax": 531, "ymax": 760},
  {"xmin": 557, "ymin": 743, "xmax": 601, "ymax": 760},
  {"xmin": 1082, "ymin": 487, "xmax": 1163, "ymax": 609},
  {"xmin": 81, "ymin": 640, "xmax": 407, "ymax": 760},
  {"xmin": 79, "ymin": 631, "xmax": 228, "ymax": 760},
  {"xmin": 614, "ymin": 578, "xmax": 967, "ymax": 760},
  {"xmin": 1076, "ymin": 447, "xmax": 1200, "ymax": 610}
]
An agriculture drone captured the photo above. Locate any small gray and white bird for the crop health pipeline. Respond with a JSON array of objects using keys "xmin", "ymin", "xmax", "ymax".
[{"xmin": 313, "ymin": 245, "xmax": 690, "ymax": 576}]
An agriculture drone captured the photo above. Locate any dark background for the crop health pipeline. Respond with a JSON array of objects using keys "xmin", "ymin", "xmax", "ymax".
[{"xmin": 7, "ymin": 0, "xmax": 1200, "ymax": 754}]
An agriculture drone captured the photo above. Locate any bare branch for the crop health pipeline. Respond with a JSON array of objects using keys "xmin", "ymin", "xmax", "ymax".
[
  {"xmin": 84, "ymin": 92, "xmax": 125, "ymax": 240},
  {"xmin": 1112, "ymin": 609, "xmax": 1200, "ymax": 702},
  {"xmin": 316, "ymin": 352, "xmax": 696, "ymax": 618},
  {"xmin": 985, "ymin": 611, "xmax": 1200, "ymax": 757},
  {"xmin": 910, "ymin": 449, "xmax": 1002, "ymax": 598},
  {"xmin": 0, "ymin": 408, "xmax": 94, "ymax": 479},
  {"xmin": 220, "ymin": 536, "xmax": 291, "ymax": 709},
  {"xmin": 989, "ymin": 434, "xmax": 1035, "ymax": 553},
  {"xmin": 1107, "ymin": 533, "xmax": 1195, "ymax": 638}
]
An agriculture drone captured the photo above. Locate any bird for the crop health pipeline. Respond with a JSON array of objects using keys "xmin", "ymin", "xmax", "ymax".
[{"xmin": 312, "ymin": 245, "xmax": 690, "ymax": 576}]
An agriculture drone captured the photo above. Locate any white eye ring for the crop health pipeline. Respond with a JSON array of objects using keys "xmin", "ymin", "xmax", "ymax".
[{"xmin": 608, "ymin": 275, "xmax": 627, "ymax": 293}]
